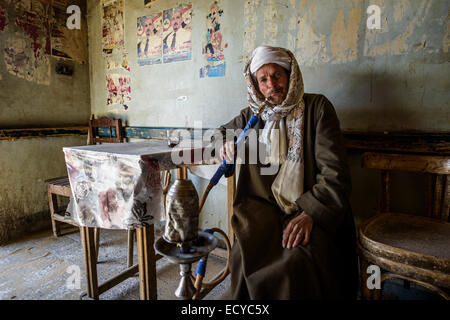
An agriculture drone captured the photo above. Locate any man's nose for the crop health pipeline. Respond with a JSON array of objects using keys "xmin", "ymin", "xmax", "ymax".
[{"xmin": 266, "ymin": 76, "xmax": 276, "ymax": 89}]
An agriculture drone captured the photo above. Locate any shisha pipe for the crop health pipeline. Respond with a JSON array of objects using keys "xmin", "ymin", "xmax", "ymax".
[
  {"xmin": 198, "ymin": 100, "xmax": 268, "ymax": 213},
  {"xmin": 187, "ymin": 101, "xmax": 267, "ymax": 299}
]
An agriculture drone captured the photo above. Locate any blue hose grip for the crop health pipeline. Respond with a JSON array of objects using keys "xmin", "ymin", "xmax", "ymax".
[
  {"xmin": 196, "ymin": 229, "xmax": 214, "ymax": 276},
  {"xmin": 210, "ymin": 115, "xmax": 260, "ymax": 186}
]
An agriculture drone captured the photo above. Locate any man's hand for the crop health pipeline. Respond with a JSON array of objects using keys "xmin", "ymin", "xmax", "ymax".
[
  {"xmin": 282, "ymin": 212, "xmax": 313, "ymax": 249},
  {"xmin": 220, "ymin": 141, "xmax": 235, "ymax": 163}
]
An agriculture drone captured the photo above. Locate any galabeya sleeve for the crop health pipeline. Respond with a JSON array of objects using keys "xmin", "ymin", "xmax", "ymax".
[{"xmin": 295, "ymin": 97, "xmax": 352, "ymax": 235}]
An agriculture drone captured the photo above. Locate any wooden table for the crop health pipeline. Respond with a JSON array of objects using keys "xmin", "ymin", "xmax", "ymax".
[{"xmin": 63, "ymin": 139, "xmax": 213, "ymax": 300}]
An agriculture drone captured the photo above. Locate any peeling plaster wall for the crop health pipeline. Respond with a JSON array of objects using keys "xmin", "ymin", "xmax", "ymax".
[
  {"xmin": 87, "ymin": 1, "xmax": 449, "ymax": 233},
  {"xmin": 0, "ymin": 0, "xmax": 91, "ymax": 128},
  {"xmin": 0, "ymin": 0, "xmax": 90, "ymax": 244}
]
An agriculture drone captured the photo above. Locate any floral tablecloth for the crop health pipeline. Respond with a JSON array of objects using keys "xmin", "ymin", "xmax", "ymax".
[{"xmin": 63, "ymin": 139, "xmax": 210, "ymax": 229}]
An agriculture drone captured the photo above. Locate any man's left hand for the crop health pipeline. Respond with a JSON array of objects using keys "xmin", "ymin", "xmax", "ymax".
[{"xmin": 282, "ymin": 212, "xmax": 313, "ymax": 249}]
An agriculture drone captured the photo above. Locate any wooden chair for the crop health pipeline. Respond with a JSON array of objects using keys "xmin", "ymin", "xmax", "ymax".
[
  {"xmin": 357, "ymin": 152, "xmax": 450, "ymax": 300},
  {"xmin": 45, "ymin": 115, "xmax": 136, "ymax": 266}
]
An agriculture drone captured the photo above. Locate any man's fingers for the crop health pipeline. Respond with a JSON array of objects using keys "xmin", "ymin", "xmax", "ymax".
[
  {"xmin": 282, "ymin": 222, "xmax": 293, "ymax": 247},
  {"xmin": 302, "ymin": 228, "xmax": 310, "ymax": 246},
  {"xmin": 286, "ymin": 224, "xmax": 299, "ymax": 249},
  {"xmin": 292, "ymin": 229, "xmax": 303, "ymax": 248}
]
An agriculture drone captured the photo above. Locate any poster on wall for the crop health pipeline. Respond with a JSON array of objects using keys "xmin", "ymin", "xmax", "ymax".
[
  {"xmin": 106, "ymin": 74, "xmax": 131, "ymax": 107},
  {"xmin": 102, "ymin": 0, "xmax": 125, "ymax": 56},
  {"xmin": 200, "ymin": 1, "xmax": 227, "ymax": 78},
  {"xmin": 162, "ymin": 4, "xmax": 192, "ymax": 63},
  {"xmin": 50, "ymin": 4, "xmax": 88, "ymax": 63},
  {"xmin": 137, "ymin": 13, "xmax": 162, "ymax": 66},
  {"xmin": 3, "ymin": 0, "xmax": 51, "ymax": 85}
]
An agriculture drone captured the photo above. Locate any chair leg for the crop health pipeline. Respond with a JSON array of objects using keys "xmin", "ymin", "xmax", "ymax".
[
  {"xmin": 94, "ymin": 228, "xmax": 100, "ymax": 263},
  {"xmin": 127, "ymin": 229, "xmax": 134, "ymax": 268},
  {"xmin": 48, "ymin": 190, "xmax": 61, "ymax": 237}
]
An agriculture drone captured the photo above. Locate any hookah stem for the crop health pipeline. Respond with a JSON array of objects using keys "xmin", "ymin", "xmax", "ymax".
[
  {"xmin": 198, "ymin": 103, "xmax": 266, "ymax": 213},
  {"xmin": 192, "ymin": 228, "xmax": 232, "ymax": 300}
]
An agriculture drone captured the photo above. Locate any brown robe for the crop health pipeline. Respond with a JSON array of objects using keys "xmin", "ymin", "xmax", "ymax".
[{"xmin": 219, "ymin": 93, "xmax": 358, "ymax": 300}]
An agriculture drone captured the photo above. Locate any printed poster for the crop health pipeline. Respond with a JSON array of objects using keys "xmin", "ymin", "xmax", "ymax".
[
  {"xmin": 102, "ymin": 0, "xmax": 125, "ymax": 55},
  {"xmin": 162, "ymin": 4, "xmax": 192, "ymax": 63},
  {"xmin": 137, "ymin": 13, "xmax": 162, "ymax": 66},
  {"xmin": 200, "ymin": 1, "xmax": 227, "ymax": 78},
  {"xmin": 106, "ymin": 74, "xmax": 131, "ymax": 107}
]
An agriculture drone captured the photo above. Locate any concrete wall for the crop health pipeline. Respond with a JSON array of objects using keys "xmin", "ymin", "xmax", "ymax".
[
  {"xmin": 0, "ymin": 0, "xmax": 90, "ymax": 243},
  {"xmin": 86, "ymin": 0, "xmax": 449, "ymax": 233}
]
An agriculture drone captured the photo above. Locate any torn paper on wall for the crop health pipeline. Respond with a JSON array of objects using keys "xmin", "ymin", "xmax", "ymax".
[
  {"xmin": 102, "ymin": 0, "xmax": 125, "ymax": 56},
  {"xmin": 162, "ymin": 4, "xmax": 192, "ymax": 63},
  {"xmin": 106, "ymin": 53, "xmax": 130, "ymax": 72},
  {"xmin": 200, "ymin": 1, "xmax": 227, "ymax": 78},
  {"xmin": 106, "ymin": 73, "xmax": 131, "ymax": 107},
  {"xmin": 3, "ymin": 0, "xmax": 51, "ymax": 85},
  {"xmin": 137, "ymin": 13, "xmax": 162, "ymax": 66}
]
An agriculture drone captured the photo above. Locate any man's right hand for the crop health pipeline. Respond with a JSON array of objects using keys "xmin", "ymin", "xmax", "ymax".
[{"xmin": 220, "ymin": 141, "xmax": 235, "ymax": 163}]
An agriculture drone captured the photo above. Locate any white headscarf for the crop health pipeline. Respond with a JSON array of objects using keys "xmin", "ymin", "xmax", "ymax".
[
  {"xmin": 244, "ymin": 46, "xmax": 306, "ymax": 214},
  {"xmin": 250, "ymin": 45, "xmax": 291, "ymax": 76}
]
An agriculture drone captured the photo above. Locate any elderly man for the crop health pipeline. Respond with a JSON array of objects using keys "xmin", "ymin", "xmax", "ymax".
[{"xmin": 218, "ymin": 46, "xmax": 358, "ymax": 299}]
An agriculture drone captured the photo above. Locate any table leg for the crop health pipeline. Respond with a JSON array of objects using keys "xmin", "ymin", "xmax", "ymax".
[
  {"xmin": 80, "ymin": 226, "xmax": 99, "ymax": 299},
  {"xmin": 136, "ymin": 225, "xmax": 157, "ymax": 300}
]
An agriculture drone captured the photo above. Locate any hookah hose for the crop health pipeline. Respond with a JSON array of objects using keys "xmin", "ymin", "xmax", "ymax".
[
  {"xmin": 191, "ymin": 228, "xmax": 232, "ymax": 300},
  {"xmin": 198, "ymin": 103, "xmax": 266, "ymax": 213},
  {"xmin": 191, "ymin": 102, "xmax": 266, "ymax": 299}
]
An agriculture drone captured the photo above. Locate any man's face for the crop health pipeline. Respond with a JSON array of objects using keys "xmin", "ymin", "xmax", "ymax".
[
  {"xmin": 144, "ymin": 18, "xmax": 153, "ymax": 36},
  {"xmin": 172, "ymin": 10, "xmax": 182, "ymax": 32},
  {"xmin": 255, "ymin": 63, "xmax": 289, "ymax": 105}
]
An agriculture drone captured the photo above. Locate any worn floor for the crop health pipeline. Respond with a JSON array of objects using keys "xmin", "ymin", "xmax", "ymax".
[{"xmin": 0, "ymin": 224, "xmax": 230, "ymax": 300}]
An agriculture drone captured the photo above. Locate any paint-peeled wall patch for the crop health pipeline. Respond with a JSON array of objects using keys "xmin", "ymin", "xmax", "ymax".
[
  {"xmin": 137, "ymin": 13, "xmax": 162, "ymax": 66},
  {"xmin": 200, "ymin": 1, "xmax": 228, "ymax": 78},
  {"xmin": 162, "ymin": 4, "xmax": 192, "ymax": 63},
  {"xmin": 102, "ymin": 0, "xmax": 125, "ymax": 56},
  {"xmin": 50, "ymin": 3, "xmax": 87, "ymax": 63},
  {"xmin": 106, "ymin": 73, "xmax": 131, "ymax": 107},
  {"xmin": 3, "ymin": 0, "xmax": 51, "ymax": 85}
]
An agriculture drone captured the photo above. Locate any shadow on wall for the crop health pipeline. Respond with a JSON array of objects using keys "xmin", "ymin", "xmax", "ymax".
[{"xmin": 340, "ymin": 69, "xmax": 445, "ymax": 132}]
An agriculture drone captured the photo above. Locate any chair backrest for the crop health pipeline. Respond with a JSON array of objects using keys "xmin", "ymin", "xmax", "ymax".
[
  {"xmin": 362, "ymin": 152, "xmax": 450, "ymax": 222},
  {"xmin": 88, "ymin": 115, "xmax": 124, "ymax": 145}
]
